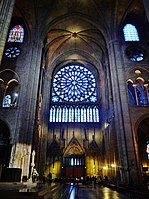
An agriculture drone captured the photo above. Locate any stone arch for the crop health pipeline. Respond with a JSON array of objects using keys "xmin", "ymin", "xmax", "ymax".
[
  {"xmin": 126, "ymin": 67, "xmax": 149, "ymax": 106},
  {"xmin": 133, "ymin": 115, "xmax": 149, "ymax": 182},
  {"xmin": 0, "ymin": 69, "xmax": 20, "ymax": 107},
  {"xmin": 136, "ymin": 117, "xmax": 149, "ymax": 177}
]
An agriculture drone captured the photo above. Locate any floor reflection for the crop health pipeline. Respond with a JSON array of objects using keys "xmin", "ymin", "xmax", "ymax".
[
  {"xmin": 69, "ymin": 187, "xmax": 76, "ymax": 199},
  {"xmin": 77, "ymin": 185, "xmax": 128, "ymax": 199}
]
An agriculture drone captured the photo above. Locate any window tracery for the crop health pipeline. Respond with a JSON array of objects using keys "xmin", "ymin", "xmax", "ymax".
[
  {"xmin": 127, "ymin": 69, "xmax": 149, "ymax": 106},
  {"xmin": 50, "ymin": 64, "xmax": 99, "ymax": 122},
  {"xmin": 0, "ymin": 70, "xmax": 20, "ymax": 108}
]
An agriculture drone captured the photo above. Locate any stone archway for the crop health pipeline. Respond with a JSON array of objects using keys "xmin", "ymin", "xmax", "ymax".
[
  {"xmin": 137, "ymin": 118, "xmax": 149, "ymax": 180},
  {"xmin": 64, "ymin": 136, "xmax": 85, "ymax": 180}
]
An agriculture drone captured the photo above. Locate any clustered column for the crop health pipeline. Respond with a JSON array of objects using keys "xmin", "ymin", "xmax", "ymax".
[
  {"xmin": 0, "ymin": 0, "xmax": 15, "ymax": 64},
  {"xmin": 108, "ymin": 39, "xmax": 138, "ymax": 184},
  {"xmin": 21, "ymin": 39, "xmax": 44, "ymax": 178}
]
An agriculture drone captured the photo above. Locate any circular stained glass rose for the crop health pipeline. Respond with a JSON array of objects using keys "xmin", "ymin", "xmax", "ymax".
[
  {"xmin": 52, "ymin": 64, "xmax": 97, "ymax": 102},
  {"xmin": 5, "ymin": 47, "xmax": 20, "ymax": 58}
]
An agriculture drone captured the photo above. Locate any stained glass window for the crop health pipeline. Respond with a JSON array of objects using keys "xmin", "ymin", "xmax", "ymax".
[
  {"xmin": 2, "ymin": 95, "xmax": 11, "ymax": 107},
  {"xmin": 125, "ymin": 47, "xmax": 144, "ymax": 62},
  {"xmin": 49, "ymin": 64, "xmax": 100, "ymax": 123},
  {"xmin": 123, "ymin": 24, "xmax": 139, "ymax": 41},
  {"xmin": 8, "ymin": 25, "xmax": 24, "ymax": 43},
  {"xmin": 146, "ymin": 141, "xmax": 149, "ymax": 160},
  {"xmin": 52, "ymin": 64, "xmax": 97, "ymax": 103},
  {"xmin": 5, "ymin": 47, "xmax": 21, "ymax": 58},
  {"xmin": 127, "ymin": 78, "xmax": 149, "ymax": 106}
]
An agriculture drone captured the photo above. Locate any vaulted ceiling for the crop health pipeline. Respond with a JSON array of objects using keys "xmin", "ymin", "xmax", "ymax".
[{"xmin": 13, "ymin": 0, "xmax": 145, "ymax": 75}]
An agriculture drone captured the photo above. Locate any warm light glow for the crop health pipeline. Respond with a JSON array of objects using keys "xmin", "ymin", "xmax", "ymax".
[
  {"xmin": 86, "ymin": 156, "xmax": 101, "ymax": 176},
  {"xmin": 127, "ymin": 79, "xmax": 133, "ymax": 83},
  {"xmin": 45, "ymin": 161, "xmax": 61, "ymax": 179},
  {"xmin": 104, "ymin": 122, "xmax": 109, "ymax": 129},
  {"xmin": 136, "ymin": 77, "xmax": 145, "ymax": 82},
  {"xmin": 103, "ymin": 166, "xmax": 108, "ymax": 170},
  {"xmin": 111, "ymin": 164, "xmax": 116, "ymax": 168},
  {"xmin": 9, "ymin": 143, "xmax": 31, "ymax": 178},
  {"xmin": 135, "ymin": 69, "xmax": 141, "ymax": 75}
]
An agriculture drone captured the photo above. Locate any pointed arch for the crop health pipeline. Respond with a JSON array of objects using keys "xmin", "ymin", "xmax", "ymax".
[
  {"xmin": 0, "ymin": 69, "xmax": 20, "ymax": 107},
  {"xmin": 126, "ymin": 67, "xmax": 149, "ymax": 106},
  {"xmin": 64, "ymin": 136, "xmax": 84, "ymax": 155}
]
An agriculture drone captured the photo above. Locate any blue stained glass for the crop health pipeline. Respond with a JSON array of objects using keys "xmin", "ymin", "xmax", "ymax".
[
  {"xmin": 5, "ymin": 47, "xmax": 21, "ymax": 58},
  {"xmin": 49, "ymin": 64, "xmax": 100, "ymax": 123},
  {"xmin": 49, "ymin": 105, "xmax": 100, "ymax": 123},
  {"xmin": 123, "ymin": 24, "xmax": 139, "ymax": 41},
  {"xmin": 52, "ymin": 64, "xmax": 97, "ymax": 102}
]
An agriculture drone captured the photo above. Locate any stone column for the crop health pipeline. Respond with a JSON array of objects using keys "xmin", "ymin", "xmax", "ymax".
[
  {"xmin": 9, "ymin": 37, "xmax": 44, "ymax": 179},
  {"xmin": 0, "ymin": 0, "xmax": 15, "ymax": 64},
  {"xmin": 22, "ymin": 39, "xmax": 44, "ymax": 178},
  {"xmin": 144, "ymin": 0, "xmax": 149, "ymax": 22},
  {"xmin": 38, "ymin": 73, "xmax": 50, "ymax": 179},
  {"xmin": 108, "ymin": 40, "xmax": 139, "ymax": 184},
  {"xmin": 0, "ymin": 1, "xmax": 15, "ymax": 180}
]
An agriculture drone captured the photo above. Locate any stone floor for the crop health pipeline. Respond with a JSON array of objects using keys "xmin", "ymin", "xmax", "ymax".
[
  {"xmin": 69, "ymin": 184, "xmax": 128, "ymax": 199},
  {"xmin": 0, "ymin": 182, "xmax": 148, "ymax": 199}
]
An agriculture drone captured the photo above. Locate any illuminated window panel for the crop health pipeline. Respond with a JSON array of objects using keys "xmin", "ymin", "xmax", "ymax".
[
  {"xmin": 5, "ymin": 47, "xmax": 20, "ymax": 58},
  {"xmin": 96, "ymin": 107, "xmax": 100, "ymax": 122},
  {"xmin": 8, "ymin": 25, "xmax": 24, "ymax": 43},
  {"xmin": 52, "ymin": 65, "xmax": 97, "ymax": 103},
  {"xmin": 123, "ymin": 24, "xmax": 139, "ymax": 41},
  {"xmin": 56, "ymin": 108, "xmax": 59, "ymax": 122},
  {"xmin": 81, "ymin": 107, "xmax": 84, "ymax": 122},
  {"xmin": 58, "ymin": 107, "xmax": 62, "ymax": 122},
  {"xmin": 78, "ymin": 108, "xmax": 81, "ymax": 122},
  {"xmin": 49, "ymin": 64, "xmax": 100, "ymax": 123},
  {"xmin": 75, "ymin": 107, "xmax": 79, "ymax": 122},
  {"xmin": 90, "ymin": 107, "xmax": 93, "ymax": 122},
  {"xmin": 147, "ymin": 141, "xmax": 149, "ymax": 160},
  {"xmin": 125, "ymin": 47, "xmax": 144, "ymax": 62},
  {"xmin": 49, "ymin": 106, "xmax": 54, "ymax": 122},
  {"xmin": 62, "ymin": 107, "xmax": 66, "ymax": 122},
  {"xmin": 49, "ymin": 105, "xmax": 100, "ymax": 123}
]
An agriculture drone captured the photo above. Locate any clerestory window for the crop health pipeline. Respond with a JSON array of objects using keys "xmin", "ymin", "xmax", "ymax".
[
  {"xmin": 8, "ymin": 25, "xmax": 24, "ymax": 43},
  {"xmin": 49, "ymin": 64, "xmax": 100, "ymax": 123},
  {"xmin": 123, "ymin": 24, "xmax": 139, "ymax": 41}
]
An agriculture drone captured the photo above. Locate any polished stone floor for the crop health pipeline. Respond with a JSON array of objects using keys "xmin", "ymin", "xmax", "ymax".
[
  {"xmin": 0, "ymin": 182, "xmax": 148, "ymax": 199},
  {"xmin": 69, "ymin": 184, "xmax": 128, "ymax": 199}
]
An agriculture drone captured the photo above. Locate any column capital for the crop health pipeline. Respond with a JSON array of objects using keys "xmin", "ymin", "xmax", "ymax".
[{"xmin": 108, "ymin": 39, "xmax": 122, "ymax": 46}]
